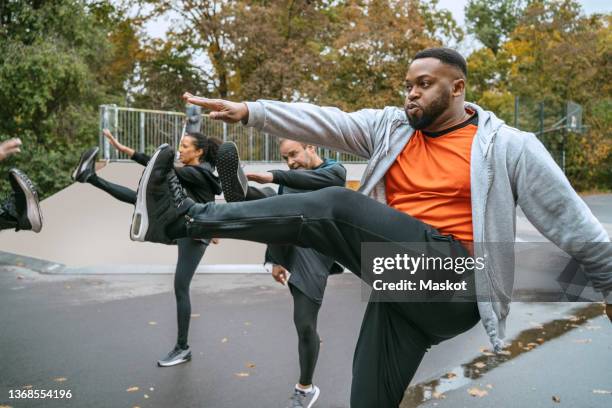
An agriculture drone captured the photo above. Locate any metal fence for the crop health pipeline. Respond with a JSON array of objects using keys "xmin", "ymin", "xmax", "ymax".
[{"xmin": 99, "ymin": 105, "xmax": 365, "ymax": 163}]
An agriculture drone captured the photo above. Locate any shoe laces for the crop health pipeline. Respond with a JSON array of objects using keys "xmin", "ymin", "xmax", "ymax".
[
  {"xmin": 13, "ymin": 171, "xmax": 38, "ymax": 197},
  {"xmin": 167, "ymin": 171, "xmax": 187, "ymax": 206},
  {"xmin": 289, "ymin": 389, "xmax": 306, "ymax": 407}
]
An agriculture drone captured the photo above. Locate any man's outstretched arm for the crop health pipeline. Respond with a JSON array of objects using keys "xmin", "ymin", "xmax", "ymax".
[
  {"xmin": 182, "ymin": 93, "xmax": 381, "ymax": 159},
  {"xmin": 269, "ymin": 164, "xmax": 347, "ymax": 191}
]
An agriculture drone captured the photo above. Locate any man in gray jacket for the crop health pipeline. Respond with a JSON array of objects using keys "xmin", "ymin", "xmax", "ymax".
[{"xmin": 130, "ymin": 48, "xmax": 612, "ymax": 407}]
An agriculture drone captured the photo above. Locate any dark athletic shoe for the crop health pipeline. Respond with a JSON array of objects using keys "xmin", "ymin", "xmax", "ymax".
[
  {"xmin": 157, "ymin": 345, "xmax": 192, "ymax": 367},
  {"xmin": 217, "ymin": 142, "xmax": 248, "ymax": 202},
  {"xmin": 287, "ymin": 385, "xmax": 320, "ymax": 408},
  {"xmin": 8, "ymin": 169, "xmax": 42, "ymax": 232},
  {"xmin": 72, "ymin": 147, "xmax": 99, "ymax": 182},
  {"xmin": 130, "ymin": 144, "xmax": 193, "ymax": 244}
]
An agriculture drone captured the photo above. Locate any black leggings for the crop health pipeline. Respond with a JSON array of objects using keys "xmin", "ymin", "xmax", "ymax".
[
  {"xmin": 88, "ymin": 174, "xmax": 207, "ymax": 349},
  {"xmin": 289, "ymin": 284, "xmax": 321, "ymax": 386},
  {"xmin": 181, "ymin": 186, "xmax": 481, "ymax": 407}
]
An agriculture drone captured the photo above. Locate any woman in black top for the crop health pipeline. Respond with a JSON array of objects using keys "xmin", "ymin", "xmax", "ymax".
[{"xmin": 72, "ymin": 129, "xmax": 222, "ymax": 366}]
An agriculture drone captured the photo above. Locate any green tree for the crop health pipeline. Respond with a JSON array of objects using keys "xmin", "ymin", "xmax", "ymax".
[
  {"xmin": 465, "ymin": 0, "xmax": 524, "ymax": 54},
  {"xmin": 0, "ymin": 0, "xmax": 133, "ymax": 198}
]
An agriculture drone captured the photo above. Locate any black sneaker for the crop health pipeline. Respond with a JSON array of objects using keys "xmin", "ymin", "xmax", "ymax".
[
  {"xmin": 8, "ymin": 169, "xmax": 42, "ymax": 232},
  {"xmin": 217, "ymin": 142, "xmax": 248, "ymax": 202},
  {"xmin": 130, "ymin": 144, "xmax": 193, "ymax": 244},
  {"xmin": 288, "ymin": 385, "xmax": 320, "ymax": 408},
  {"xmin": 72, "ymin": 147, "xmax": 99, "ymax": 182},
  {"xmin": 157, "ymin": 345, "xmax": 192, "ymax": 367}
]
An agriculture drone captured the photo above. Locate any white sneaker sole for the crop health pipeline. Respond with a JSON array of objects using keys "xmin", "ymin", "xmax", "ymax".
[
  {"xmin": 307, "ymin": 386, "xmax": 320, "ymax": 408},
  {"xmin": 9, "ymin": 169, "xmax": 43, "ymax": 233},
  {"xmin": 130, "ymin": 144, "xmax": 168, "ymax": 241}
]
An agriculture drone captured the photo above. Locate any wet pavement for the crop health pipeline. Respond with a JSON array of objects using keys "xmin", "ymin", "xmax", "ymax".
[
  {"xmin": 0, "ymin": 267, "xmax": 610, "ymax": 408},
  {"xmin": 0, "ymin": 193, "xmax": 610, "ymax": 407}
]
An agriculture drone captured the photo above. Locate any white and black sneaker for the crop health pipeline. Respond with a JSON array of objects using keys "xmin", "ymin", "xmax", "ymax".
[
  {"xmin": 8, "ymin": 169, "xmax": 43, "ymax": 233},
  {"xmin": 72, "ymin": 147, "xmax": 99, "ymax": 182},
  {"xmin": 130, "ymin": 144, "xmax": 193, "ymax": 244},
  {"xmin": 157, "ymin": 345, "xmax": 192, "ymax": 367},
  {"xmin": 288, "ymin": 385, "xmax": 320, "ymax": 408},
  {"xmin": 217, "ymin": 142, "xmax": 248, "ymax": 202}
]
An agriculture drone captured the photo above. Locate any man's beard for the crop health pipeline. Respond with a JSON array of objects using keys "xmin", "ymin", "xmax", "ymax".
[{"xmin": 405, "ymin": 90, "xmax": 451, "ymax": 130}]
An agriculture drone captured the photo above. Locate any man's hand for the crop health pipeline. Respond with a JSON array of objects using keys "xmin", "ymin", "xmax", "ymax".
[
  {"xmin": 271, "ymin": 264, "xmax": 288, "ymax": 286},
  {"xmin": 0, "ymin": 138, "xmax": 22, "ymax": 161},
  {"xmin": 606, "ymin": 303, "xmax": 611, "ymax": 323},
  {"xmin": 246, "ymin": 172, "xmax": 274, "ymax": 184},
  {"xmin": 182, "ymin": 92, "xmax": 248, "ymax": 124}
]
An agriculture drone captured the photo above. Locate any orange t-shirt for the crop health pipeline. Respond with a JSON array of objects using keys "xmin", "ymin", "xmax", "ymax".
[{"xmin": 385, "ymin": 112, "xmax": 477, "ymax": 242}]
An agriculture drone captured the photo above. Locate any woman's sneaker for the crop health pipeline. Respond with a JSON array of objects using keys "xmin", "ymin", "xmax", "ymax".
[
  {"xmin": 157, "ymin": 345, "xmax": 192, "ymax": 367},
  {"xmin": 130, "ymin": 144, "xmax": 194, "ymax": 244},
  {"xmin": 217, "ymin": 142, "xmax": 248, "ymax": 202},
  {"xmin": 72, "ymin": 147, "xmax": 99, "ymax": 182},
  {"xmin": 8, "ymin": 169, "xmax": 43, "ymax": 232},
  {"xmin": 288, "ymin": 385, "xmax": 320, "ymax": 408}
]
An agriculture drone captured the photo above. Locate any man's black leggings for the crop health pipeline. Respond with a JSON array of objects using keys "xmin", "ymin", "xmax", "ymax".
[
  {"xmin": 179, "ymin": 186, "xmax": 481, "ymax": 407},
  {"xmin": 88, "ymin": 174, "xmax": 207, "ymax": 349},
  {"xmin": 289, "ymin": 284, "xmax": 321, "ymax": 386}
]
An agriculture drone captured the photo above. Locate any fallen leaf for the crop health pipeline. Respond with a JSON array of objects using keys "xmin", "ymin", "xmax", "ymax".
[
  {"xmin": 444, "ymin": 372, "xmax": 457, "ymax": 379},
  {"xmin": 234, "ymin": 372, "xmax": 250, "ymax": 378},
  {"xmin": 496, "ymin": 350, "xmax": 511, "ymax": 356},
  {"xmin": 432, "ymin": 391, "xmax": 446, "ymax": 399},
  {"xmin": 126, "ymin": 386, "xmax": 139, "ymax": 392},
  {"xmin": 467, "ymin": 387, "xmax": 488, "ymax": 397},
  {"xmin": 246, "ymin": 362, "xmax": 256, "ymax": 368},
  {"xmin": 527, "ymin": 343, "xmax": 539, "ymax": 348},
  {"xmin": 54, "ymin": 377, "xmax": 67, "ymax": 382},
  {"xmin": 191, "ymin": 313, "xmax": 200, "ymax": 318},
  {"xmin": 529, "ymin": 322, "xmax": 544, "ymax": 329},
  {"xmin": 536, "ymin": 338, "xmax": 545, "ymax": 343},
  {"xmin": 22, "ymin": 385, "xmax": 33, "ymax": 389},
  {"xmin": 572, "ymin": 339, "xmax": 592, "ymax": 344},
  {"xmin": 566, "ymin": 315, "xmax": 579, "ymax": 322},
  {"xmin": 16, "ymin": 275, "xmax": 24, "ymax": 279},
  {"xmin": 221, "ymin": 337, "xmax": 228, "ymax": 343},
  {"xmin": 148, "ymin": 321, "xmax": 157, "ymax": 326},
  {"xmin": 473, "ymin": 362, "xmax": 486, "ymax": 369},
  {"xmin": 486, "ymin": 384, "xmax": 494, "ymax": 389},
  {"xmin": 552, "ymin": 395, "xmax": 561, "ymax": 403},
  {"xmin": 144, "ymin": 394, "xmax": 149, "ymax": 399},
  {"xmin": 592, "ymin": 389, "xmax": 612, "ymax": 394}
]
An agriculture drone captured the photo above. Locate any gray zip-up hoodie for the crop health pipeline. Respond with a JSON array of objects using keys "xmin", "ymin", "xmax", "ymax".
[{"xmin": 244, "ymin": 100, "xmax": 612, "ymax": 351}]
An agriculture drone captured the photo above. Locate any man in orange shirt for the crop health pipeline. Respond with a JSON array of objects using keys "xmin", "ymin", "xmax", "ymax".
[{"xmin": 130, "ymin": 48, "xmax": 612, "ymax": 408}]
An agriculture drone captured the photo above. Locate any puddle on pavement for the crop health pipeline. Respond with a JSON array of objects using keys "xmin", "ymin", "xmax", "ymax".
[{"xmin": 401, "ymin": 302, "xmax": 605, "ymax": 407}]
